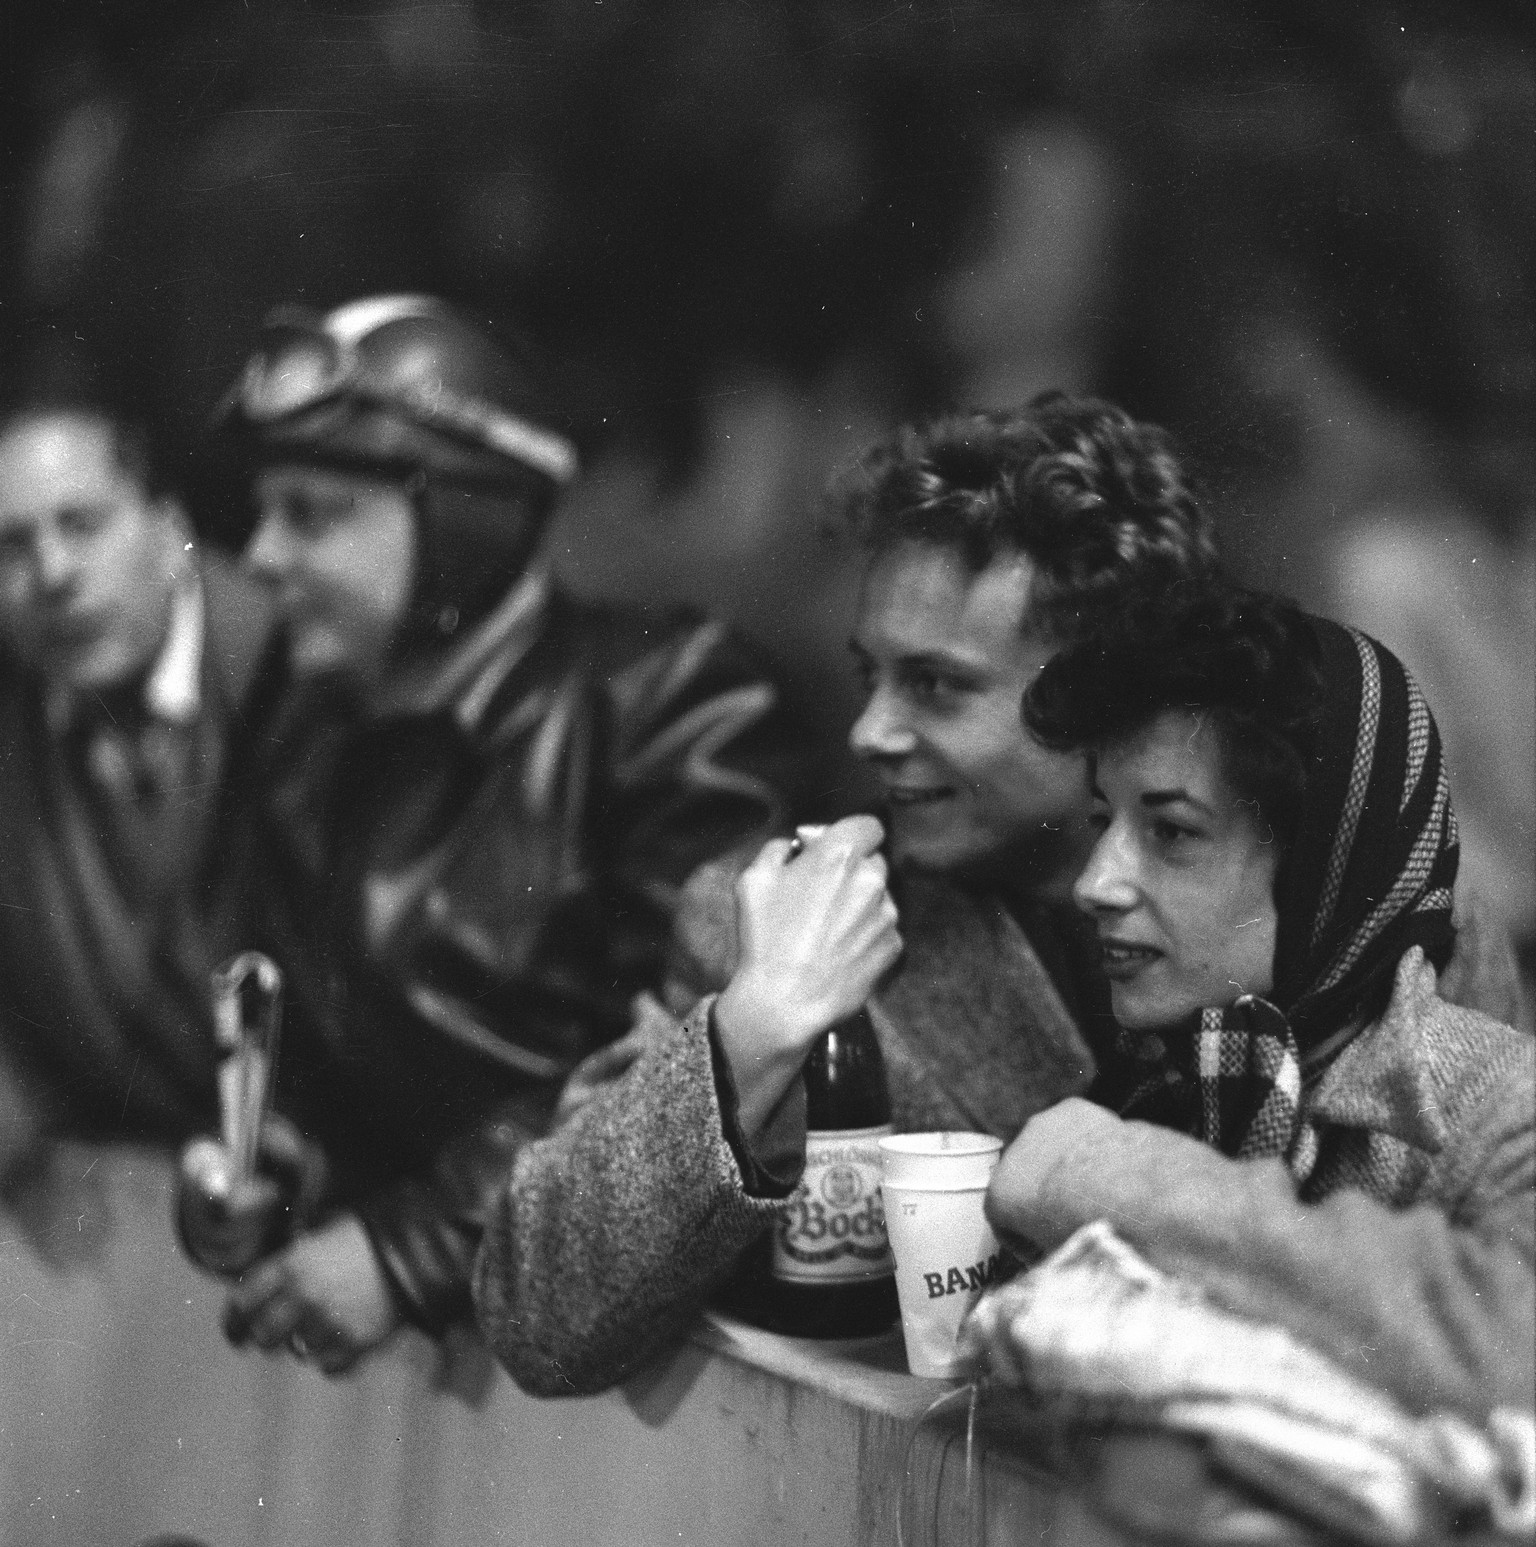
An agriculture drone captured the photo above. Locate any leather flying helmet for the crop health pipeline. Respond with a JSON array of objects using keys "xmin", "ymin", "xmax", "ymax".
[{"xmin": 220, "ymin": 295, "xmax": 579, "ymax": 658}]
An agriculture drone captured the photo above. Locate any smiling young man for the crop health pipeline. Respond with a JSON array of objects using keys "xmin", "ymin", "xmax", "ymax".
[
  {"xmin": 846, "ymin": 541, "xmax": 1087, "ymax": 891},
  {"xmin": 0, "ymin": 398, "xmax": 276, "ymax": 1177},
  {"xmin": 474, "ymin": 394, "xmax": 1228, "ymax": 1393}
]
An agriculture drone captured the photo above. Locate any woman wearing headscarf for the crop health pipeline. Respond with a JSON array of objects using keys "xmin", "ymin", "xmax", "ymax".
[{"xmin": 986, "ymin": 584, "xmax": 1533, "ymax": 1421}]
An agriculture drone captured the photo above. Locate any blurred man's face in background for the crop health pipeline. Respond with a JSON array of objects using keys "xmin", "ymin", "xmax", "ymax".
[
  {"xmin": 0, "ymin": 411, "xmax": 185, "ymax": 693},
  {"xmin": 847, "ymin": 538, "xmax": 1086, "ymax": 879},
  {"xmin": 246, "ymin": 464, "xmax": 417, "ymax": 681}
]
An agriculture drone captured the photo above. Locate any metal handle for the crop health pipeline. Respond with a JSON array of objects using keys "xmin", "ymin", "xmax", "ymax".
[{"xmin": 211, "ymin": 952, "xmax": 284, "ymax": 1186}]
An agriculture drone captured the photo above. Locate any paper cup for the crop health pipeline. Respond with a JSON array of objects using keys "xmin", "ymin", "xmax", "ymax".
[{"xmin": 878, "ymin": 1133, "xmax": 1005, "ymax": 1378}]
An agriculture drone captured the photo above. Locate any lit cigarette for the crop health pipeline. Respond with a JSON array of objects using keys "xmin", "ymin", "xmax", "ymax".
[{"xmin": 786, "ymin": 824, "xmax": 828, "ymax": 859}]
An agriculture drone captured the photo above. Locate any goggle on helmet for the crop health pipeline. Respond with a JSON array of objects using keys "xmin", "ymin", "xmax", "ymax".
[{"xmin": 219, "ymin": 294, "xmax": 578, "ymax": 490}]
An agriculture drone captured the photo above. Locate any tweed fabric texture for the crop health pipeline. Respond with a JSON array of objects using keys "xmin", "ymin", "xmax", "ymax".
[
  {"xmin": 1303, "ymin": 948, "xmax": 1536, "ymax": 1224},
  {"xmin": 474, "ymin": 992, "xmax": 778, "ymax": 1396},
  {"xmin": 993, "ymin": 947, "xmax": 1533, "ymax": 1419},
  {"xmin": 475, "ymin": 859, "xmax": 1097, "ymax": 1395}
]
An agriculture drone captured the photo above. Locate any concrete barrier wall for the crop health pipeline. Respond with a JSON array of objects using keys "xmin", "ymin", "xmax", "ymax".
[{"xmin": 0, "ymin": 1144, "xmax": 1121, "ymax": 1547}]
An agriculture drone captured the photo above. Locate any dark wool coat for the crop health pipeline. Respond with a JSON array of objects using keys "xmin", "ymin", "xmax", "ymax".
[{"xmin": 0, "ymin": 555, "xmax": 278, "ymax": 1145}]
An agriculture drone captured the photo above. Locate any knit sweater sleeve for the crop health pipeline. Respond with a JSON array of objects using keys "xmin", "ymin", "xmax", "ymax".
[{"xmin": 472, "ymin": 996, "xmax": 785, "ymax": 1397}]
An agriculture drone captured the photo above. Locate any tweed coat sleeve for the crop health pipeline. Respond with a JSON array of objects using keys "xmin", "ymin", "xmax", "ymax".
[
  {"xmin": 472, "ymin": 994, "xmax": 782, "ymax": 1396},
  {"xmin": 983, "ymin": 960, "xmax": 1535, "ymax": 1422}
]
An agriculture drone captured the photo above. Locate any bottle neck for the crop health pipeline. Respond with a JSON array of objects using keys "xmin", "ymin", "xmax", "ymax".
[{"xmin": 803, "ymin": 1010, "xmax": 891, "ymax": 1130}]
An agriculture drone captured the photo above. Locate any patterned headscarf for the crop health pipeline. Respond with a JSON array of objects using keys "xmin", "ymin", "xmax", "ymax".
[{"xmin": 1116, "ymin": 617, "xmax": 1459, "ymax": 1182}]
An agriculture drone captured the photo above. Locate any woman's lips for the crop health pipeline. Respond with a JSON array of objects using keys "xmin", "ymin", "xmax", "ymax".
[
  {"xmin": 1099, "ymin": 939, "xmax": 1163, "ymax": 980},
  {"xmin": 884, "ymin": 787, "xmax": 953, "ymax": 806}
]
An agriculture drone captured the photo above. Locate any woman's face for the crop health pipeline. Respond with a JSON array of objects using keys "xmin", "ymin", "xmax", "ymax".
[{"xmin": 1074, "ymin": 709, "xmax": 1279, "ymax": 1032}]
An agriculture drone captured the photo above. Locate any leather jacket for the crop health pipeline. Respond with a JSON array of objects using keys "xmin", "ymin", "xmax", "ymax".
[{"xmin": 253, "ymin": 567, "xmax": 792, "ymax": 1331}]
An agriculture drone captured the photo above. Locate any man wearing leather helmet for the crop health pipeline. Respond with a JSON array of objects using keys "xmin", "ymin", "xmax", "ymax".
[{"xmin": 184, "ymin": 295, "xmax": 791, "ymax": 1373}]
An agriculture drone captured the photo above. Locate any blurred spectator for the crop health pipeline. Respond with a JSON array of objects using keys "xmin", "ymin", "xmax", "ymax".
[
  {"xmin": 938, "ymin": 118, "xmax": 1120, "ymax": 410},
  {"xmin": 0, "ymin": 396, "xmax": 277, "ymax": 1192},
  {"xmin": 183, "ymin": 295, "xmax": 798, "ymax": 1375},
  {"xmin": 1226, "ymin": 316, "xmax": 1535, "ymax": 1021},
  {"xmin": 1335, "ymin": 508, "xmax": 1535, "ymax": 1021}
]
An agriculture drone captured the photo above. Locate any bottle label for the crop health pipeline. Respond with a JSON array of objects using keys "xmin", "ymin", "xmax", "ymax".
[{"xmin": 772, "ymin": 1124, "xmax": 895, "ymax": 1283}]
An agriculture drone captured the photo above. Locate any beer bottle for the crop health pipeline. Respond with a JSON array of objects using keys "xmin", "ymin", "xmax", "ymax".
[{"xmin": 762, "ymin": 1007, "xmax": 900, "ymax": 1338}]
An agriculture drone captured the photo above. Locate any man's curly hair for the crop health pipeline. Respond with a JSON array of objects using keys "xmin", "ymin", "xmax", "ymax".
[
  {"xmin": 827, "ymin": 392, "xmax": 1218, "ymax": 642},
  {"xmin": 1023, "ymin": 583, "xmax": 1326, "ymax": 858}
]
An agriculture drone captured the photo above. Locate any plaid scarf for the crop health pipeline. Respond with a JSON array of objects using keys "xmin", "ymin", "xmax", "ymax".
[{"xmin": 1117, "ymin": 619, "xmax": 1459, "ymax": 1181}]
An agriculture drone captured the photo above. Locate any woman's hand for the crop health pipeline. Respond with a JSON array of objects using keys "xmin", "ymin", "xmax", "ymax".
[
  {"xmin": 222, "ymin": 1213, "xmax": 404, "ymax": 1377},
  {"xmin": 714, "ymin": 816, "xmax": 902, "ymax": 1135},
  {"xmin": 984, "ymin": 1097, "xmax": 1130, "ymax": 1253}
]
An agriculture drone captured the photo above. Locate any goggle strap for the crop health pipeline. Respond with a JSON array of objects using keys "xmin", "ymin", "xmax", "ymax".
[
  {"xmin": 223, "ymin": 377, "xmax": 577, "ymax": 486},
  {"xmin": 395, "ymin": 381, "xmax": 579, "ymax": 485}
]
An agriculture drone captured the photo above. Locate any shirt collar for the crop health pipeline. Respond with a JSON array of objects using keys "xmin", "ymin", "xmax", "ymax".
[{"xmin": 143, "ymin": 568, "xmax": 205, "ymax": 724}]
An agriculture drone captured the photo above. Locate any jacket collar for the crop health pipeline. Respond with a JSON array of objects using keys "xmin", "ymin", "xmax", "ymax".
[
  {"xmin": 372, "ymin": 562, "xmax": 552, "ymax": 733},
  {"xmin": 877, "ymin": 867, "xmax": 1096, "ymax": 1139},
  {"xmin": 1305, "ymin": 947, "xmax": 1450, "ymax": 1155}
]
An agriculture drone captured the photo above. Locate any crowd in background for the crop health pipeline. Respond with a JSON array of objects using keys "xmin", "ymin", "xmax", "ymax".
[{"xmin": 3, "ymin": 0, "xmax": 1531, "ymax": 983}]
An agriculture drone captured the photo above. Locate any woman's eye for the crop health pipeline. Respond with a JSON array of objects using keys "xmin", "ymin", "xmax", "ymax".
[
  {"xmin": 1152, "ymin": 818, "xmax": 1197, "ymax": 846},
  {"xmin": 1086, "ymin": 810, "xmax": 1111, "ymax": 836}
]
